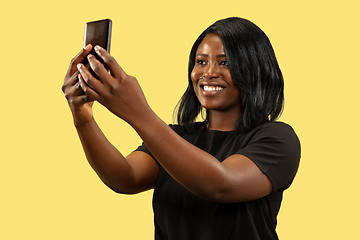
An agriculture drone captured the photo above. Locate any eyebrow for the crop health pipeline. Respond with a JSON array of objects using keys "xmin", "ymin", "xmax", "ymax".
[{"xmin": 196, "ymin": 53, "xmax": 227, "ymax": 58}]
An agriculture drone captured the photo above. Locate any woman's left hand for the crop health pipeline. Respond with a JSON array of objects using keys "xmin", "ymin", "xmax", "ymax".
[{"xmin": 76, "ymin": 45, "xmax": 153, "ymax": 126}]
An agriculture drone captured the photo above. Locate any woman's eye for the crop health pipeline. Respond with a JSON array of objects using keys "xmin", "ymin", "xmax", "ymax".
[
  {"xmin": 196, "ymin": 59, "xmax": 206, "ymax": 65},
  {"xmin": 220, "ymin": 60, "xmax": 228, "ymax": 66}
]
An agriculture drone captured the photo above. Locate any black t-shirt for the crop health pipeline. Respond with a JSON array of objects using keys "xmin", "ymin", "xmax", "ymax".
[{"xmin": 136, "ymin": 121, "xmax": 301, "ymax": 240}]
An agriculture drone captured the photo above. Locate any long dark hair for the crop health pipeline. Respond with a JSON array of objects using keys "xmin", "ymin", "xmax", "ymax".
[{"xmin": 175, "ymin": 17, "xmax": 284, "ymax": 133}]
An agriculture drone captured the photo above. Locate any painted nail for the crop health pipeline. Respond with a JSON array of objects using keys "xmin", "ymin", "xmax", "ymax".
[{"xmin": 94, "ymin": 45, "xmax": 100, "ymax": 51}]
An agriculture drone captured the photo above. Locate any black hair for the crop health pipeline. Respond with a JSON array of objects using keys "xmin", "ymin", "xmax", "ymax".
[{"xmin": 175, "ymin": 17, "xmax": 284, "ymax": 133}]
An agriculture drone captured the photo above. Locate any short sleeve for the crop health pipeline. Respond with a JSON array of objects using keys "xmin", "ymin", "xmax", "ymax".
[{"xmin": 237, "ymin": 122, "xmax": 301, "ymax": 192}]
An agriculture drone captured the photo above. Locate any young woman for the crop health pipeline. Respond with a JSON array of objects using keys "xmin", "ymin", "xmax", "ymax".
[{"xmin": 62, "ymin": 17, "xmax": 300, "ymax": 240}]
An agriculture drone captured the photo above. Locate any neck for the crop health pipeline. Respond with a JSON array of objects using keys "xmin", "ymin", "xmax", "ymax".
[{"xmin": 206, "ymin": 110, "xmax": 242, "ymax": 131}]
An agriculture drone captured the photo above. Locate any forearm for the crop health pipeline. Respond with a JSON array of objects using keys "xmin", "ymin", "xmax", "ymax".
[
  {"xmin": 131, "ymin": 113, "xmax": 228, "ymax": 200},
  {"xmin": 75, "ymin": 118, "xmax": 135, "ymax": 193}
]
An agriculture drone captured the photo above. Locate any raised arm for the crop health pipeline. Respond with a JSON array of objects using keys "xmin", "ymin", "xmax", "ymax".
[
  {"xmin": 62, "ymin": 45, "xmax": 158, "ymax": 194},
  {"xmin": 77, "ymin": 45, "xmax": 273, "ymax": 203}
]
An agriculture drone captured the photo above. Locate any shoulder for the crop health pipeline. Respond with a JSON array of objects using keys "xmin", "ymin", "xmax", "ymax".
[
  {"xmin": 238, "ymin": 121, "xmax": 301, "ymax": 191},
  {"xmin": 246, "ymin": 121, "xmax": 300, "ymax": 146},
  {"xmin": 253, "ymin": 121, "xmax": 296, "ymax": 133}
]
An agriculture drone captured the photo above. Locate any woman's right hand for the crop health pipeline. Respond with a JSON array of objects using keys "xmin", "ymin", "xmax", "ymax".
[{"xmin": 62, "ymin": 45, "xmax": 94, "ymax": 127}]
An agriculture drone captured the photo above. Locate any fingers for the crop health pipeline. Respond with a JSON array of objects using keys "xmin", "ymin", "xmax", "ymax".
[
  {"xmin": 87, "ymin": 54, "xmax": 112, "ymax": 82},
  {"xmin": 78, "ymin": 73, "xmax": 101, "ymax": 101},
  {"xmin": 63, "ymin": 61, "xmax": 95, "ymax": 105},
  {"xmin": 77, "ymin": 62, "xmax": 102, "ymax": 101},
  {"xmin": 64, "ymin": 71, "xmax": 79, "ymax": 88},
  {"xmin": 63, "ymin": 76, "xmax": 92, "ymax": 106},
  {"xmin": 73, "ymin": 44, "xmax": 92, "ymax": 66},
  {"xmin": 65, "ymin": 44, "xmax": 93, "ymax": 80},
  {"xmin": 62, "ymin": 69, "xmax": 81, "ymax": 94},
  {"xmin": 93, "ymin": 45, "xmax": 127, "ymax": 79}
]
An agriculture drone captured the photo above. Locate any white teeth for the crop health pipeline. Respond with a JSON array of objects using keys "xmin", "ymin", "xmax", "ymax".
[{"xmin": 203, "ymin": 85, "xmax": 224, "ymax": 91}]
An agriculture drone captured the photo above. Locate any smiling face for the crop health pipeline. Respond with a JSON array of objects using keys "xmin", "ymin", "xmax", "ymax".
[{"xmin": 191, "ymin": 33, "xmax": 242, "ymax": 115}]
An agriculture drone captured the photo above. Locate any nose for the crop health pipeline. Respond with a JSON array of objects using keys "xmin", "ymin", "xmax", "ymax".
[{"xmin": 203, "ymin": 62, "xmax": 220, "ymax": 79}]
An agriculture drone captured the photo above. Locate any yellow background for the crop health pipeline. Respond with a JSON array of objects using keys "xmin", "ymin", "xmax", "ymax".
[{"xmin": 1, "ymin": 0, "xmax": 359, "ymax": 239}]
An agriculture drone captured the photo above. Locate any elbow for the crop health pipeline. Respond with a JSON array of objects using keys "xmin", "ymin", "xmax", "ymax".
[
  {"xmin": 110, "ymin": 188, "xmax": 140, "ymax": 195},
  {"xmin": 102, "ymin": 181, "xmax": 125, "ymax": 194},
  {"xmin": 102, "ymin": 180, "xmax": 152, "ymax": 195},
  {"xmin": 189, "ymin": 177, "xmax": 254, "ymax": 203},
  {"xmin": 191, "ymin": 184, "xmax": 234, "ymax": 203},
  {"xmin": 101, "ymin": 180, "xmax": 136, "ymax": 194},
  {"xmin": 106, "ymin": 184, "xmax": 143, "ymax": 195},
  {"xmin": 194, "ymin": 183, "xmax": 273, "ymax": 203},
  {"xmin": 196, "ymin": 188, "xmax": 249, "ymax": 203},
  {"xmin": 197, "ymin": 192, "xmax": 224, "ymax": 203}
]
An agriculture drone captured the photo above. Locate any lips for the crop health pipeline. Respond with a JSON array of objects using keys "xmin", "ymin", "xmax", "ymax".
[
  {"xmin": 199, "ymin": 82, "xmax": 226, "ymax": 96},
  {"xmin": 202, "ymin": 85, "xmax": 224, "ymax": 92}
]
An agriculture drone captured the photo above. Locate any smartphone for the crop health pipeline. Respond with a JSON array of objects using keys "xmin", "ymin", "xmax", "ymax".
[{"xmin": 82, "ymin": 19, "xmax": 112, "ymax": 78}]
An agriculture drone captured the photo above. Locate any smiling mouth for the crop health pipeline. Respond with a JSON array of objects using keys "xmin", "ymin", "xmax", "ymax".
[{"xmin": 201, "ymin": 85, "xmax": 225, "ymax": 92}]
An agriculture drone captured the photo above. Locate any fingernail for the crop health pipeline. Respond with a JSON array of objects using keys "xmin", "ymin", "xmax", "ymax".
[
  {"xmin": 77, "ymin": 64, "xmax": 81, "ymax": 70},
  {"xmin": 94, "ymin": 45, "xmax": 100, "ymax": 51},
  {"xmin": 84, "ymin": 44, "xmax": 92, "ymax": 50}
]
